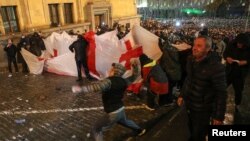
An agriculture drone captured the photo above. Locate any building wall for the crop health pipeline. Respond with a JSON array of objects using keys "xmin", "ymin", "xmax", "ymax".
[
  {"xmin": 110, "ymin": 0, "xmax": 140, "ymax": 29},
  {"xmin": 0, "ymin": 0, "xmax": 140, "ymax": 70},
  {"xmin": 0, "ymin": 0, "xmax": 139, "ymax": 34},
  {"xmin": 110, "ymin": 0, "xmax": 137, "ymax": 18},
  {"xmin": 0, "ymin": 0, "xmax": 26, "ymax": 33}
]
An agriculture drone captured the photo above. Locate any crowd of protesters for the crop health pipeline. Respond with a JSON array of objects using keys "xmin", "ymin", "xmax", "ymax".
[
  {"xmin": 141, "ymin": 18, "xmax": 250, "ymax": 141},
  {"xmin": 2, "ymin": 17, "xmax": 250, "ymax": 141},
  {"xmin": 69, "ymin": 18, "xmax": 250, "ymax": 141}
]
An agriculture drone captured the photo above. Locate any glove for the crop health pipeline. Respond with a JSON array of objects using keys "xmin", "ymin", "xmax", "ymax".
[{"xmin": 72, "ymin": 85, "xmax": 82, "ymax": 94}]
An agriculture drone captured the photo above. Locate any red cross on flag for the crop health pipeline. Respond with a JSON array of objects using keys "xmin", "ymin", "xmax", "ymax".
[{"xmin": 21, "ymin": 25, "xmax": 162, "ymax": 89}]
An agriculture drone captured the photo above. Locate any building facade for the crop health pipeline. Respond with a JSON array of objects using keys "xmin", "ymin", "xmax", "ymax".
[
  {"xmin": 0, "ymin": 0, "xmax": 140, "ymax": 69},
  {"xmin": 0, "ymin": 0, "xmax": 140, "ymax": 36}
]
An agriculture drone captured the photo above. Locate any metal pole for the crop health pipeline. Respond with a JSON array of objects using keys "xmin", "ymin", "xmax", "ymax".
[
  {"xmin": 158, "ymin": 0, "xmax": 160, "ymax": 18},
  {"xmin": 245, "ymin": 3, "xmax": 250, "ymax": 32}
]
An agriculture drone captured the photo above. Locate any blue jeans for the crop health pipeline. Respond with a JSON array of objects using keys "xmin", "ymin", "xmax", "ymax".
[{"xmin": 92, "ymin": 107, "xmax": 141, "ymax": 141}]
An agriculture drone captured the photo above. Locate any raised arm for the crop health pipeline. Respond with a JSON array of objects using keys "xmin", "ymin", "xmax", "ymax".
[
  {"xmin": 125, "ymin": 60, "xmax": 140, "ymax": 85},
  {"xmin": 69, "ymin": 43, "xmax": 75, "ymax": 53},
  {"xmin": 72, "ymin": 79, "xmax": 111, "ymax": 94}
]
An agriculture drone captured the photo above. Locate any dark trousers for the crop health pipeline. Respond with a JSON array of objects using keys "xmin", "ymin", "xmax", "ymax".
[
  {"xmin": 92, "ymin": 108, "xmax": 141, "ymax": 141},
  {"xmin": 147, "ymin": 91, "xmax": 159, "ymax": 108},
  {"xmin": 76, "ymin": 60, "xmax": 90, "ymax": 79},
  {"xmin": 159, "ymin": 94, "xmax": 172, "ymax": 106},
  {"xmin": 22, "ymin": 60, "xmax": 29, "ymax": 73},
  {"xmin": 8, "ymin": 57, "xmax": 18, "ymax": 73},
  {"xmin": 147, "ymin": 90, "xmax": 171, "ymax": 107},
  {"xmin": 188, "ymin": 110, "xmax": 211, "ymax": 141},
  {"xmin": 227, "ymin": 72, "xmax": 247, "ymax": 105}
]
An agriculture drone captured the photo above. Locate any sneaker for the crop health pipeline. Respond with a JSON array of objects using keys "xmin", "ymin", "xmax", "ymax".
[
  {"xmin": 8, "ymin": 74, "xmax": 12, "ymax": 78},
  {"xmin": 137, "ymin": 129, "xmax": 146, "ymax": 136},
  {"xmin": 142, "ymin": 104, "xmax": 155, "ymax": 111}
]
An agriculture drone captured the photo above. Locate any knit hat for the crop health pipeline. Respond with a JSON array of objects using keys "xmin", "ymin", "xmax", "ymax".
[
  {"xmin": 139, "ymin": 54, "xmax": 153, "ymax": 66},
  {"xmin": 112, "ymin": 63, "xmax": 126, "ymax": 76}
]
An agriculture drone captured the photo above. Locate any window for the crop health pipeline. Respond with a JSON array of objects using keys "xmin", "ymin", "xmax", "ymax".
[
  {"xmin": 0, "ymin": 6, "xmax": 20, "ymax": 34},
  {"xmin": 64, "ymin": 3, "xmax": 73, "ymax": 24},
  {"xmin": 49, "ymin": 4, "xmax": 59, "ymax": 26},
  {"xmin": 126, "ymin": 23, "xmax": 130, "ymax": 29}
]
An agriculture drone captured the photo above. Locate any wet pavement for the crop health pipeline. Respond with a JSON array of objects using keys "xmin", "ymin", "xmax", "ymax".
[
  {"xmin": 0, "ymin": 71, "xmax": 249, "ymax": 141},
  {"xmin": 0, "ymin": 72, "xmax": 175, "ymax": 141},
  {"xmin": 234, "ymin": 72, "xmax": 250, "ymax": 124}
]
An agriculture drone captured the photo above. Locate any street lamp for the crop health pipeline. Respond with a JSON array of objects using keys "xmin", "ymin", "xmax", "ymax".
[{"xmin": 175, "ymin": 21, "xmax": 181, "ymax": 27}]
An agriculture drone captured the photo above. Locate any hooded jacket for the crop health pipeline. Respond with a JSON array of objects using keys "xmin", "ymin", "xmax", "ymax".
[
  {"xmin": 69, "ymin": 36, "xmax": 89, "ymax": 61},
  {"xmin": 76, "ymin": 63, "xmax": 139, "ymax": 113},
  {"xmin": 181, "ymin": 52, "xmax": 227, "ymax": 120}
]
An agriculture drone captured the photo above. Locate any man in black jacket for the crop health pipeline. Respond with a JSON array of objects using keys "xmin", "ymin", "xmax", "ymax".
[
  {"xmin": 29, "ymin": 32, "xmax": 46, "ymax": 56},
  {"xmin": 72, "ymin": 61, "xmax": 146, "ymax": 141},
  {"xmin": 4, "ymin": 39, "xmax": 19, "ymax": 77},
  {"xmin": 223, "ymin": 33, "xmax": 250, "ymax": 111},
  {"xmin": 177, "ymin": 36, "xmax": 227, "ymax": 141},
  {"xmin": 69, "ymin": 35, "xmax": 92, "ymax": 81}
]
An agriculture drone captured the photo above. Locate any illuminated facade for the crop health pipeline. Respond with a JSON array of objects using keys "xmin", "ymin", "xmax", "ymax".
[
  {"xmin": 0, "ymin": 0, "xmax": 140, "ymax": 36},
  {"xmin": 0, "ymin": 0, "xmax": 140, "ymax": 68}
]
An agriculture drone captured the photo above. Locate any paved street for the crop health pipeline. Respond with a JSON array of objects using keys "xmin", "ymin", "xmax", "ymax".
[
  {"xmin": 0, "ymin": 71, "xmax": 249, "ymax": 141},
  {"xmin": 0, "ymin": 72, "xmax": 176, "ymax": 141}
]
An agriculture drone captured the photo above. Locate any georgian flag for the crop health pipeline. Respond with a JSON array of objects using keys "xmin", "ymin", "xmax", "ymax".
[{"xmin": 21, "ymin": 26, "xmax": 162, "ymax": 93}]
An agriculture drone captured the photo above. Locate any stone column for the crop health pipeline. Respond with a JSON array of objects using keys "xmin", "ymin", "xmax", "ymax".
[
  {"xmin": 0, "ymin": 9, "xmax": 5, "ymax": 35},
  {"xmin": 76, "ymin": 0, "xmax": 84, "ymax": 23},
  {"xmin": 86, "ymin": 3, "xmax": 95, "ymax": 31},
  {"xmin": 58, "ymin": 4, "xmax": 65, "ymax": 26},
  {"xmin": 22, "ymin": 0, "xmax": 32, "ymax": 32}
]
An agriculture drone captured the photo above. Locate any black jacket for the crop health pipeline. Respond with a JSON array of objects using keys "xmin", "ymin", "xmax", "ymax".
[
  {"xmin": 181, "ymin": 52, "xmax": 227, "ymax": 120},
  {"xmin": 17, "ymin": 37, "xmax": 29, "ymax": 63},
  {"xmin": 69, "ymin": 37, "xmax": 88, "ymax": 61},
  {"xmin": 17, "ymin": 37, "xmax": 29, "ymax": 50},
  {"xmin": 4, "ymin": 44, "xmax": 17, "ymax": 58},
  {"xmin": 223, "ymin": 42, "xmax": 250, "ymax": 77},
  {"xmin": 29, "ymin": 35, "xmax": 45, "ymax": 56},
  {"xmin": 102, "ymin": 76, "xmax": 127, "ymax": 113}
]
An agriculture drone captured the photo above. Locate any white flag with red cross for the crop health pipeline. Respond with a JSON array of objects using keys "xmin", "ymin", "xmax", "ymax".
[{"xmin": 22, "ymin": 26, "xmax": 162, "ymax": 93}]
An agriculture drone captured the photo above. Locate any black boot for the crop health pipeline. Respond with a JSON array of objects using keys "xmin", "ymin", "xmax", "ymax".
[
  {"xmin": 76, "ymin": 77, "xmax": 83, "ymax": 81},
  {"xmin": 86, "ymin": 74, "xmax": 96, "ymax": 80}
]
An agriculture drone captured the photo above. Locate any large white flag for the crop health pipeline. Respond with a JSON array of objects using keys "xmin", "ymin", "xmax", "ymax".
[
  {"xmin": 21, "ymin": 48, "xmax": 44, "ymax": 75},
  {"xmin": 22, "ymin": 25, "xmax": 162, "ymax": 82}
]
